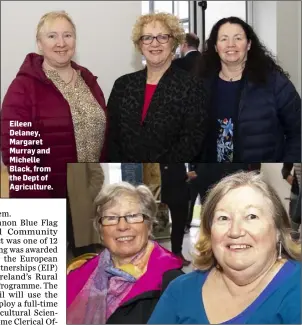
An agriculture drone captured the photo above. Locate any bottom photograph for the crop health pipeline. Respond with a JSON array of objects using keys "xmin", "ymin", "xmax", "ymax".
[{"xmin": 66, "ymin": 163, "xmax": 301, "ymax": 324}]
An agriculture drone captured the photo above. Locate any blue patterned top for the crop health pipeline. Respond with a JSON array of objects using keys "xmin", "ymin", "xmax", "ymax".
[{"xmin": 213, "ymin": 78, "xmax": 241, "ymax": 162}]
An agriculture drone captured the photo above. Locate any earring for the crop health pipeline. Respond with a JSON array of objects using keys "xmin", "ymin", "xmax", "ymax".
[{"xmin": 277, "ymin": 241, "xmax": 282, "ymax": 260}]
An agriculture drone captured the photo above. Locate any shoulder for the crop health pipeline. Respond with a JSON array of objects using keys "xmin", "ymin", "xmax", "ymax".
[
  {"xmin": 267, "ymin": 69, "xmax": 297, "ymax": 94},
  {"xmin": 275, "ymin": 261, "xmax": 301, "ymax": 322},
  {"xmin": 170, "ymin": 65, "xmax": 204, "ymax": 90},
  {"xmin": 276, "ymin": 260, "xmax": 300, "ymax": 298},
  {"xmin": 165, "ymin": 270, "xmax": 208, "ymax": 293},
  {"xmin": 67, "ymin": 255, "xmax": 99, "ymax": 307},
  {"xmin": 6, "ymin": 76, "xmax": 28, "ymax": 92},
  {"xmin": 172, "ymin": 57, "xmax": 185, "ymax": 69},
  {"xmin": 113, "ymin": 69, "xmax": 145, "ymax": 86},
  {"xmin": 3, "ymin": 76, "xmax": 32, "ymax": 104},
  {"xmin": 67, "ymin": 254, "xmax": 99, "ymax": 279}
]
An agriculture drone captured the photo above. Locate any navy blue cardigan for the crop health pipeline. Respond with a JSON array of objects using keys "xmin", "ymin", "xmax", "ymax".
[{"xmin": 201, "ymin": 69, "xmax": 301, "ymax": 162}]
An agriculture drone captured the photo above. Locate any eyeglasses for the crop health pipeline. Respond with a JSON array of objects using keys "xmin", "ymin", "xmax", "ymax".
[
  {"xmin": 140, "ymin": 34, "xmax": 172, "ymax": 45},
  {"xmin": 98, "ymin": 213, "xmax": 149, "ymax": 226}
]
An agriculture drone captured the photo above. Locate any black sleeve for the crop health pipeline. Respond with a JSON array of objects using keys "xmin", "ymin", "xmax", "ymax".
[
  {"xmin": 274, "ymin": 71, "xmax": 301, "ymax": 161},
  {"xmin": 161, "ymin": 269, "xmax": 184, "ymax": 294},
  {"xmin": 106, "ymin": 78, "xmax": 124, "ymax": 161},
  {"xmin": 281, "ymin": 163, "xmax": 294, "ymax": 179}
]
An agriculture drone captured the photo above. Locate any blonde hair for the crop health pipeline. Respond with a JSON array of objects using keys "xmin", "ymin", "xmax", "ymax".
[
  {"xmin": 193, "ymin": 171, "xmax": 301, "ymax": 271},
  {"xmin": 36, "ymin": 10, "xmax": 76, "ymax": 40},
  {"xmin": 132, "ymin": 12, "xmax": 185, "ymax": 52}
]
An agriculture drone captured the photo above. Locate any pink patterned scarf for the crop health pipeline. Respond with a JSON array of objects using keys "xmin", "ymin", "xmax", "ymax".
[{"xmin": 67, "ymin": 241, "xmax": 154, "ymax": 324}]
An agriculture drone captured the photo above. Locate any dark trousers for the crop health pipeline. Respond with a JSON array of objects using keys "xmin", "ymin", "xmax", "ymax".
[{"xmin": 168, "ymin": 201, "xmax": 189, "ymax": 254}]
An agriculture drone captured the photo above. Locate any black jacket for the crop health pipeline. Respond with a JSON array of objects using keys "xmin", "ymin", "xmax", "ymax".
[
  {"xmin": 201, "ymin": 70, "xmax": 301, "ymax": 162},
  {"xmin": 160, "ymin": 164, "xmax": 189, "ymax": 205},
  {"xmin": 107, "ymin": 269, "xmax": 184, "ymax": 324},
  {"xmin": 282, "ymin": 163, "xmax": 299, "ymax": 195},
  {"xmin": 107, "ymin": 64, "xmax": 208, "ymax": 162},
  {"xmin": 172, "ymin": 50, "xmax": 202, "ymax": 73}
]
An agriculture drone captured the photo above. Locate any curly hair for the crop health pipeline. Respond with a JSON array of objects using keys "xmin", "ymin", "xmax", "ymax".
[
  {"xmin": 197, "ymin": 16, "xmax": 289, "ymax": 84},
  {"xmin": 132, "ymin": 12, "xmax": 185, "ymax": 52},
  {"xmin": 193, "ymin": 171, "xmax": 301, "ymax": 271}
]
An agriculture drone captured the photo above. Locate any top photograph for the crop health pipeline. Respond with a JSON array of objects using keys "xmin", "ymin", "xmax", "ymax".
[{"xmin": 1, "ymin": 1, "xmax": 301, "ymax": 171}]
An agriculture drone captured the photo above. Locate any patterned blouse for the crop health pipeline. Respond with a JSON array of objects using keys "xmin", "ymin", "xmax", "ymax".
[{"xmin": 44, "ymin": 69, "xmax": 106, "ymax": 162}]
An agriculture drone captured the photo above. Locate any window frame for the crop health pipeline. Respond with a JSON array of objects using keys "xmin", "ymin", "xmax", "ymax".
[{"xmin": 147, "ymin": 1, "xmax": 190, "ymax": 31}]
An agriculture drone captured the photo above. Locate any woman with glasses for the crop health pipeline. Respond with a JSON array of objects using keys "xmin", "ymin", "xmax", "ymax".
[
  {"xmin": 107, "ymin": 12, "xmax": 208, "ymax": 162},
  {"xmin": 67, "ymin": 182, "xmax": 183, "ymax": 324}
]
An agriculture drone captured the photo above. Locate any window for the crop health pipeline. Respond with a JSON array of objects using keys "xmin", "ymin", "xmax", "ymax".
[
  {"xmin": 142, "ymin": 1, "xmax": 190, "ymax": 31},
  {"xmin": 154, "ymin": 1, "xmax": 173, "ymax": 13},
  {"xmin": 205, "ymin": 1, "xmax": 246, "ymax": 38},
  {"xmin": 141, "ymin": 1, "xmax": 190, "ymax": 63},
  {"xmin": 142, "ymin": 1, "xmax": 150, "ymax": 14},
  {"xmin": 175, "ymin": 1, "xmax": 189, "ymax": 20}
]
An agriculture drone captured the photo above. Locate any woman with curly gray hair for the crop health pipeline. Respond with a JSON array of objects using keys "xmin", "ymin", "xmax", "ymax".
[
  {"xmin": 67, "ymin": 181, "xmax": 183, "ymax": 324},
  {"xmin": 107, "ymin": 12, "xmax": 208, "ymax": 162}
]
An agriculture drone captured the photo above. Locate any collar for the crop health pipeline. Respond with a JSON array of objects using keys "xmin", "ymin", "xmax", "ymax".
[{"xmin": 185, "ymin": 49, "xmax": 198, "ymax": 56}]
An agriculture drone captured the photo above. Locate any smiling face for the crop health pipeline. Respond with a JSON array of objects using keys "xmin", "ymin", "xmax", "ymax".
[
  {"xmin": 211, "ymin": 186, "xmax": 278, "ymax": 276},
  {"xmin": 140, "ymin": 20, "xmax": 174, "ymax": 68},
  {"xmin": 100, "ymin": 195, "xmax": 150, "ymax": 264},
  {"xmin": 37, "ymin": 17, "xmax": 76, "ymax": 68},
  {"xmin": 215, "ymin": 22, "xmax": 251, "ymax": 66}
]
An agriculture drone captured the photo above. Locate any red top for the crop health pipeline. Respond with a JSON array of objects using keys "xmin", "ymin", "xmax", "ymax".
[{"xmin": 142, "ymin": 84, "xmax": 157, "ymax": 122}]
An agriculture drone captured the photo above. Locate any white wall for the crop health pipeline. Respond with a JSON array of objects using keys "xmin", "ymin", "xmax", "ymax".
[
  {"xmin": 276, "ymin": 1, "xmax": 301, "ymax": 96},
  {"xmin": 1, "ymin": 1, "xmax": 143, "ymax": 103},
  {"xmin": 261, "ymin": 163, "xmax": 291, "ymax": 212},
  {"xmin": 251, "ymin": 1, "xmax": 301, "ymax": 95},
  {"xmin": 100, "ymin": 163, "xmax": 122, "ymax": 185},
  {"xmin": 251, "ymin": 1, "xmax": 277, "ymax": 54}
]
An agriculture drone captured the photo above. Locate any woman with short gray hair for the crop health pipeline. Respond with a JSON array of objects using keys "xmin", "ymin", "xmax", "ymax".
[{"xmin": 67, "ymin": 181, "xmax": 183, "ymax": 324}]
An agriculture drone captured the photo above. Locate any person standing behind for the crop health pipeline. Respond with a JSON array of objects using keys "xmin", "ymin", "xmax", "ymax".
[
  {"xmin": 282, "ymin": 163, "xmax": 301, "ymax": 230},
  {"xmin": 196, "ymin": 16, "xmax": 301, "ymax": 162},
  {"xmin": 173, "ymin": 33, "xmax": 201, "ymax": 73},
  {"xmin": 107, "ymin": 13, "xmax": 207, "ymax": 162},
  {"xmin": 143, "ymin": 163, "xmax": 161, "ymax": 198},
  {"xmin": 1, "ymin": 11, "xmax": 107, "ymax": 198},
  {"xmin": 160, "ymin": 163, "xmax": 193, "ymax": 266},
  {"xmin": 67, "ymin": 163, "xmax": 105, "ymax": 257}
]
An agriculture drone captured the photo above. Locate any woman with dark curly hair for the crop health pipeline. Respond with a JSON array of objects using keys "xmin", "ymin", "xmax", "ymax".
[{"xmin": 196, "ymin": 16, "xmax": 301, "ymax": 163}]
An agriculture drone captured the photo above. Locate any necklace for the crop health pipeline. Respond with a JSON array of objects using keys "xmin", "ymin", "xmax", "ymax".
[
  {"xmin": 220, "ymin": 70, "xmax": 242, "ymax": 82},
  {"xmin": 65, "ymin": 69, "xmax": 75, "ymax": 85}
]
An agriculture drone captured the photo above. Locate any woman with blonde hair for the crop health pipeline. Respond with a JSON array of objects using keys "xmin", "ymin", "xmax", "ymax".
[
  {"xmin": 107, "ymin": 12, "xmax": 208, "ymax": 162},
  {"xmin": 149, "ymin": 171, "xmax": 301, "ymax": 324},
  {"xmin": 1, "ymin": 11, "xmax": 107, "ymax": 198}
]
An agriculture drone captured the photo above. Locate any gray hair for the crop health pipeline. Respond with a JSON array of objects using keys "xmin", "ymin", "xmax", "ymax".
[{"xmin": 93, "ymin": 182, "xmax": 158, "ymax": 239}]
